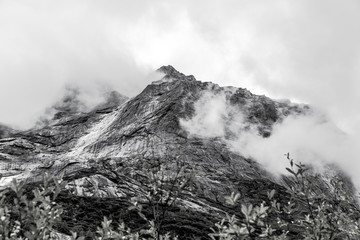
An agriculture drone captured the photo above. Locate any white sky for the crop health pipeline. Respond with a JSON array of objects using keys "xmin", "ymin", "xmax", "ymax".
[{"xmin": 0, "ymin": 0, "xmax": 360, "ymax": 132}]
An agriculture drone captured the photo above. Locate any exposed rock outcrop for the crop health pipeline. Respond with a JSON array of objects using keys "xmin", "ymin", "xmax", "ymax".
[{"xmin": 0, "ymin": 66, "xmax": 352, "ymax": 239}]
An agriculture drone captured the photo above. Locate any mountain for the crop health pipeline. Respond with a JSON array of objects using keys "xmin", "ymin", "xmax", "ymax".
[{"xmin": 0, "ymin": 66, "xmax": 355, "ymax": 239}]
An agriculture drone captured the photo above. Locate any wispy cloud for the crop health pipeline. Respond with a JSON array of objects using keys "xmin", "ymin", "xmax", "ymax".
[
  {"xmin": 180, "ymin": 90, "xmax": 360, "ymax": 188},
  {"xmin": 0, "ymin": 0, "xmax": 161, "ymax": 129}
]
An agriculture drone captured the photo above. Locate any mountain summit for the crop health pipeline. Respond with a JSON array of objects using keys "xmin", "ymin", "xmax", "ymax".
[
  {"xmin": 0, "ymin": 66, "xmax": 354, "ymax": 239},
  {"xmin": 157, "ymin": 65, "xmax": 196, "ymax": 81}
]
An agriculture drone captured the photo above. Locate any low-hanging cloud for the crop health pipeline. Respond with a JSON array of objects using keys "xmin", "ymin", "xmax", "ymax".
[
  {"xmin": 180, "ymin": 90, "xmax": 251, "ymax": 139},
  {"xmin": 0, "ymin": 0, "xmax": 163, "ymax": 129},
  {"xmin": 180, "ymin": 90, "xmax": 360, "ymax": 189},
  {"xmin": 180, "ymin": 92, "xmax": 228, "ymax": 138}
]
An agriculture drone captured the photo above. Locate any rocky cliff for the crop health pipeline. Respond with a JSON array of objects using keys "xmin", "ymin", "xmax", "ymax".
[{"xmin": 0, "ymin": 66, "xmax": 353, "ymax": 239}]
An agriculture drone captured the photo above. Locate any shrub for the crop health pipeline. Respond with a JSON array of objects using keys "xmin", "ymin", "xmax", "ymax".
[
  {"xmin": 209, "ymin": 154, "xmax": 360, "ymax": 240},
  {"xmin": 0, "ymin": 162, "xmax": 192, "ymax": 240},
  {"xmin": 1, "ymin": 156, "xmax": 359, "ymax": 240},
  {"xmin": 0, "ymin": 173, "xmax": 70, "ymax": 240}
]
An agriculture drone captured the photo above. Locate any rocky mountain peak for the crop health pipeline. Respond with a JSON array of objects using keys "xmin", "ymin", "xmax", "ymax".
[{"xmin": 157, "ymin": 65, "xmax": 196, "ymax": 81}]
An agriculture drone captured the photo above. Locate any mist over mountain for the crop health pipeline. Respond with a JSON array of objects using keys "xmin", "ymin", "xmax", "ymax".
[
  {"xmin": 35, "ymin": 86, "xmax": 129, "ymax": 127},
  {"xmin": 0, "ymin": 66, "xmax": 357, "ymax": 239}
]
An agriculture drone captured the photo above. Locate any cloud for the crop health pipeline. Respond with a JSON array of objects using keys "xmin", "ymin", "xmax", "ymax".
[
  {"xmin": 180, "ymin": 90, "xmax": 360, "ymax": 189},
  {"xmin": 0, "ymin": 0, "xmax": 162, "ymax": 129},
  {"xmin": 234, "ymin": 113, "xmax": 360, "ymax": 189},
  {"xmin": 180, "ymin": 91, "xmax": 228, "ymax": 138},
  {"xmin": 180, "ymin": 89, "xmax": 252, "ymax": 139}
]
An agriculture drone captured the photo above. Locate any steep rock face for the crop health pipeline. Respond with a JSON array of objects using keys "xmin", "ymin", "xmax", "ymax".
[{"xmin": 0, "ymin": 66, "xmax": 348, "ymax": 238}]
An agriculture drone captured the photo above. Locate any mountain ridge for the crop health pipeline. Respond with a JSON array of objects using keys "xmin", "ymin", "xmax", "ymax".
[{"xmin": 0, "ymin": 66, "xmax": 354, "ymax": 239}]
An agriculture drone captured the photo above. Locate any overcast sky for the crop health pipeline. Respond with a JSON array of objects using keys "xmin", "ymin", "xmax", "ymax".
[{"xmin": 1, "ymin": 0, "xmax": 360, "ymax": 133}]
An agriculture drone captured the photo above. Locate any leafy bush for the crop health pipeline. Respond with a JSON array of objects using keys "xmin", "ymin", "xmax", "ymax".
[
  {"xmin": 1, "ymin": 156, "xmax": 360, "ymax": 240},
  {"xmin": 0, "ymin": 173, "xmax": 68, "ymax": 240},
  {"xmin": 209, "ymin": 154, "xmax": 360, "ymax": 240},
  {"xmin": 0, "ymin": 162, "xmax": 192, "ymax": 240}
]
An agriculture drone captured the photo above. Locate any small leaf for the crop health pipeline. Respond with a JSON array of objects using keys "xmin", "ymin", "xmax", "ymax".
[
  {"xmin": 286, "ymin": 168, "xmax": 296, "ymax": 176},
  {"xmin": 234, "ymin": 193, "xmax": 241, "ymax": 203},
  {"xmin": 268, "ymin": 189, "xmax": 275, "ymax": 200}
]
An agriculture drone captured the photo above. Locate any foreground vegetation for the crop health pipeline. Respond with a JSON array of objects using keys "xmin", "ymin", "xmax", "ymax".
[{"xmin": 1, "ymin": 155, "xmax": 360, "ymax": 239}]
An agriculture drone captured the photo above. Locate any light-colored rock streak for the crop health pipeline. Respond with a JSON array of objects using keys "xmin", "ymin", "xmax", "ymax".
[
  {"xmin": 66, "ymin": 110, "xmax": 119, "ymax": 160},
  {"xmin": 0, "ymin": 173, "xmax": 24, "ymax": 189}
]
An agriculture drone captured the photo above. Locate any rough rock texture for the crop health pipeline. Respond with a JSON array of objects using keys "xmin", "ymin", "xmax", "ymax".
[{"xmin": 0, "ymin": 66, "xmax": 351, "ymax": 239}]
